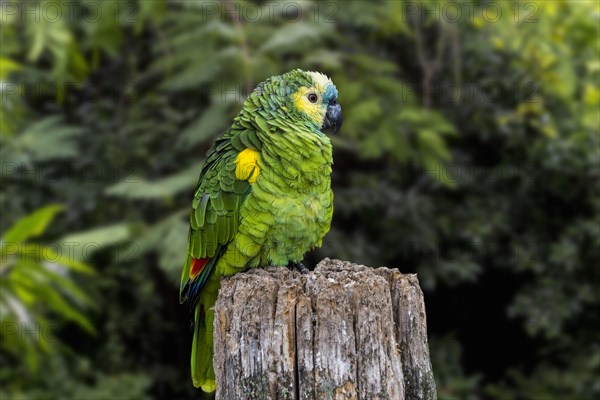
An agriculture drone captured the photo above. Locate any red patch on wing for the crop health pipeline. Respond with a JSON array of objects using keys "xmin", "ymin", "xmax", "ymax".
[{"xmin": 189, "ymin": 257, "xmax": 209, "ymax": 279}]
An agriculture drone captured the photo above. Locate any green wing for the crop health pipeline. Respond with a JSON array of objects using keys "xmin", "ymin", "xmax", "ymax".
[{"xmin": 179, "ymin": 125, "xmax": 262, "ymax": 306}]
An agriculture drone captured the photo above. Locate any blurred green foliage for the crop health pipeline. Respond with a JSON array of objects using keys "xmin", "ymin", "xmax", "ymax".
[
  {"xmin": 0, "ymin": 205, "xmax": 94, "ymax": 372},
  {"xmin": 1, "ymin": 0, "xmax": 598, "ymax": 399}
]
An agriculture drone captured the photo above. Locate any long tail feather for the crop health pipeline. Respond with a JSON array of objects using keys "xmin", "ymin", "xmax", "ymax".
[{"xmin": 191, "ymin": 298, "xmax": 216, "ymax": 392}]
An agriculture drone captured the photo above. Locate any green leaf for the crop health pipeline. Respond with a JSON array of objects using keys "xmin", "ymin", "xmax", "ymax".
[
  {"xmin": 422, "ymin": 156, "xmax": 456, "ymax": 188},
  {"xmin": 177, "ymin": 101, "xmax": 231, "ymax": 147},
  {"xmin": 418, "ymin": 129, "xmax": 451, "ymax": 161},
  {"xmin": 41, "ymin": 246, "xmax": 95, "ymax": 274},
  {"xmin": 0, "ymin": 57, "xmax": 21, "ymax": 79},
  {"xmin": 2, "ymin": 205, "xmax": 63, "ymax": 243},
  {"xmin": 3, "ymin": 116, "xmax": 84, "ymax": 164},
  {"xmin": 27, "ymin": 21, "xmax": 46, "ymax": 61},
  {"xmin": 160, "ymin": 60, "xmax": 220, "ymax": 91},
  {"xmin": 259, "ymin": 24, "xmax": 327, "ymax": 53},
  {"xmin": 105, "ymin": 165, "xmax": 200, "ymax": 200},
  {"xmin": 60, "ymin": 224, "xmax": 132, "ymax": 260}
]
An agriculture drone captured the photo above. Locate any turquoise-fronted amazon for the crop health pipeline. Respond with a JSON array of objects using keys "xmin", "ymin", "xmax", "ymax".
[{"xmin": 180, "ymin": 69, "xmax": 341, "ymax": 392}]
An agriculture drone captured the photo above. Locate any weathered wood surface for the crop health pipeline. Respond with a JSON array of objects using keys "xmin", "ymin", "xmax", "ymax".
[{"xmin": 213, "ymin": 258, "xmax": 437, "ymax": 400}]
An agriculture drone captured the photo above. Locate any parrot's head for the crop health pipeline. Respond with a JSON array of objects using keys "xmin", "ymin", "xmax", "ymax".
[
  {"xmin": 287, "ymin": 70, "xmax": 342, "ymax": 135},
  {"xmin": 252, "ymin": 69, "xmax": 342, "ymax": 135}
]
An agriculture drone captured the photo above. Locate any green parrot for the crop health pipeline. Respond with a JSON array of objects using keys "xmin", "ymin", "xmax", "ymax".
[{"xmin": 179, "ymin": 69, "xmax": 342, "ymax": 392}]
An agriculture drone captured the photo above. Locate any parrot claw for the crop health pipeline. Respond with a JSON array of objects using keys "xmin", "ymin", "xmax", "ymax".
[{"xmin": 288, "ymin": 261, "xmax": 309, "ymax": 274}]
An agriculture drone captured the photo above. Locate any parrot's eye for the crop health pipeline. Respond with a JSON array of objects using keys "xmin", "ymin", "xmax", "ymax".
[{"xmin": 307, "ymin": 93, "xmax": 319, "ymax": 103}]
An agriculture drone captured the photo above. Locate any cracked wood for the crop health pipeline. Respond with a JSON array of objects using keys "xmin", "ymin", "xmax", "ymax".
[{"xmin": 213, "ymin": 258, "xmax": 437, "ymax": 400}]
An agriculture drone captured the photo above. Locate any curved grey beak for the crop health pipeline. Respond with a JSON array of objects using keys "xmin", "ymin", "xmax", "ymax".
[{"xmin": 322, "ymin": 100, "xmax": 342, "ymax": 134}]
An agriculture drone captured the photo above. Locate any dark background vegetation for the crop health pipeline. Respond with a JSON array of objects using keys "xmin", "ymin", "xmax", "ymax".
[{"xmin": 1, "ymin": 1, "xmax": 599, "ymax": 399}]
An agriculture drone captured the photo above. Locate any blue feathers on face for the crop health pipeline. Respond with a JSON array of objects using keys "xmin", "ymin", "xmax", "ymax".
[{"xmin": 322, "ymin": 84, "xmax": 338, "ymax": 104}]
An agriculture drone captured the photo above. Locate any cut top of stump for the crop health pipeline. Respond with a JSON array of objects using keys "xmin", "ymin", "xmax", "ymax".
[{"xmin": 213, "ymin": 258, "xmax": 437, "ymax": 400}]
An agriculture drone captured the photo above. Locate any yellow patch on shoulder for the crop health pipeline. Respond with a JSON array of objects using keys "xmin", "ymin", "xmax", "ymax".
[{"xmin": 235, "ymin": 148, "xmax": 260, "ymax": 184}]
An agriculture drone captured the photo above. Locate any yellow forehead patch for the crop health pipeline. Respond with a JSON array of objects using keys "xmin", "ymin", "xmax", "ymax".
[{"xmin": 235, "ymin": 148, "xmax": 260, "ymax": 184}]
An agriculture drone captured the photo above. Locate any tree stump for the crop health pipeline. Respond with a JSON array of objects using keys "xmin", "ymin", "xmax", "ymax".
[{"xmin": 213, "ymin": 258, "xmax": 437, "ymax": 400}]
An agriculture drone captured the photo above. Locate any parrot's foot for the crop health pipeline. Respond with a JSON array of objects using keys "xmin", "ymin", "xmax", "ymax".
[{"xmin": 288, "ymin": 261, "xmax": 309, "ymax": 274}]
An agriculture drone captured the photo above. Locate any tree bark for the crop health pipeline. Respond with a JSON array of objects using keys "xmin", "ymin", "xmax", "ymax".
[{"xmin": 213, "ymin": 258, "xmax": 437, "ymax": 400}]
